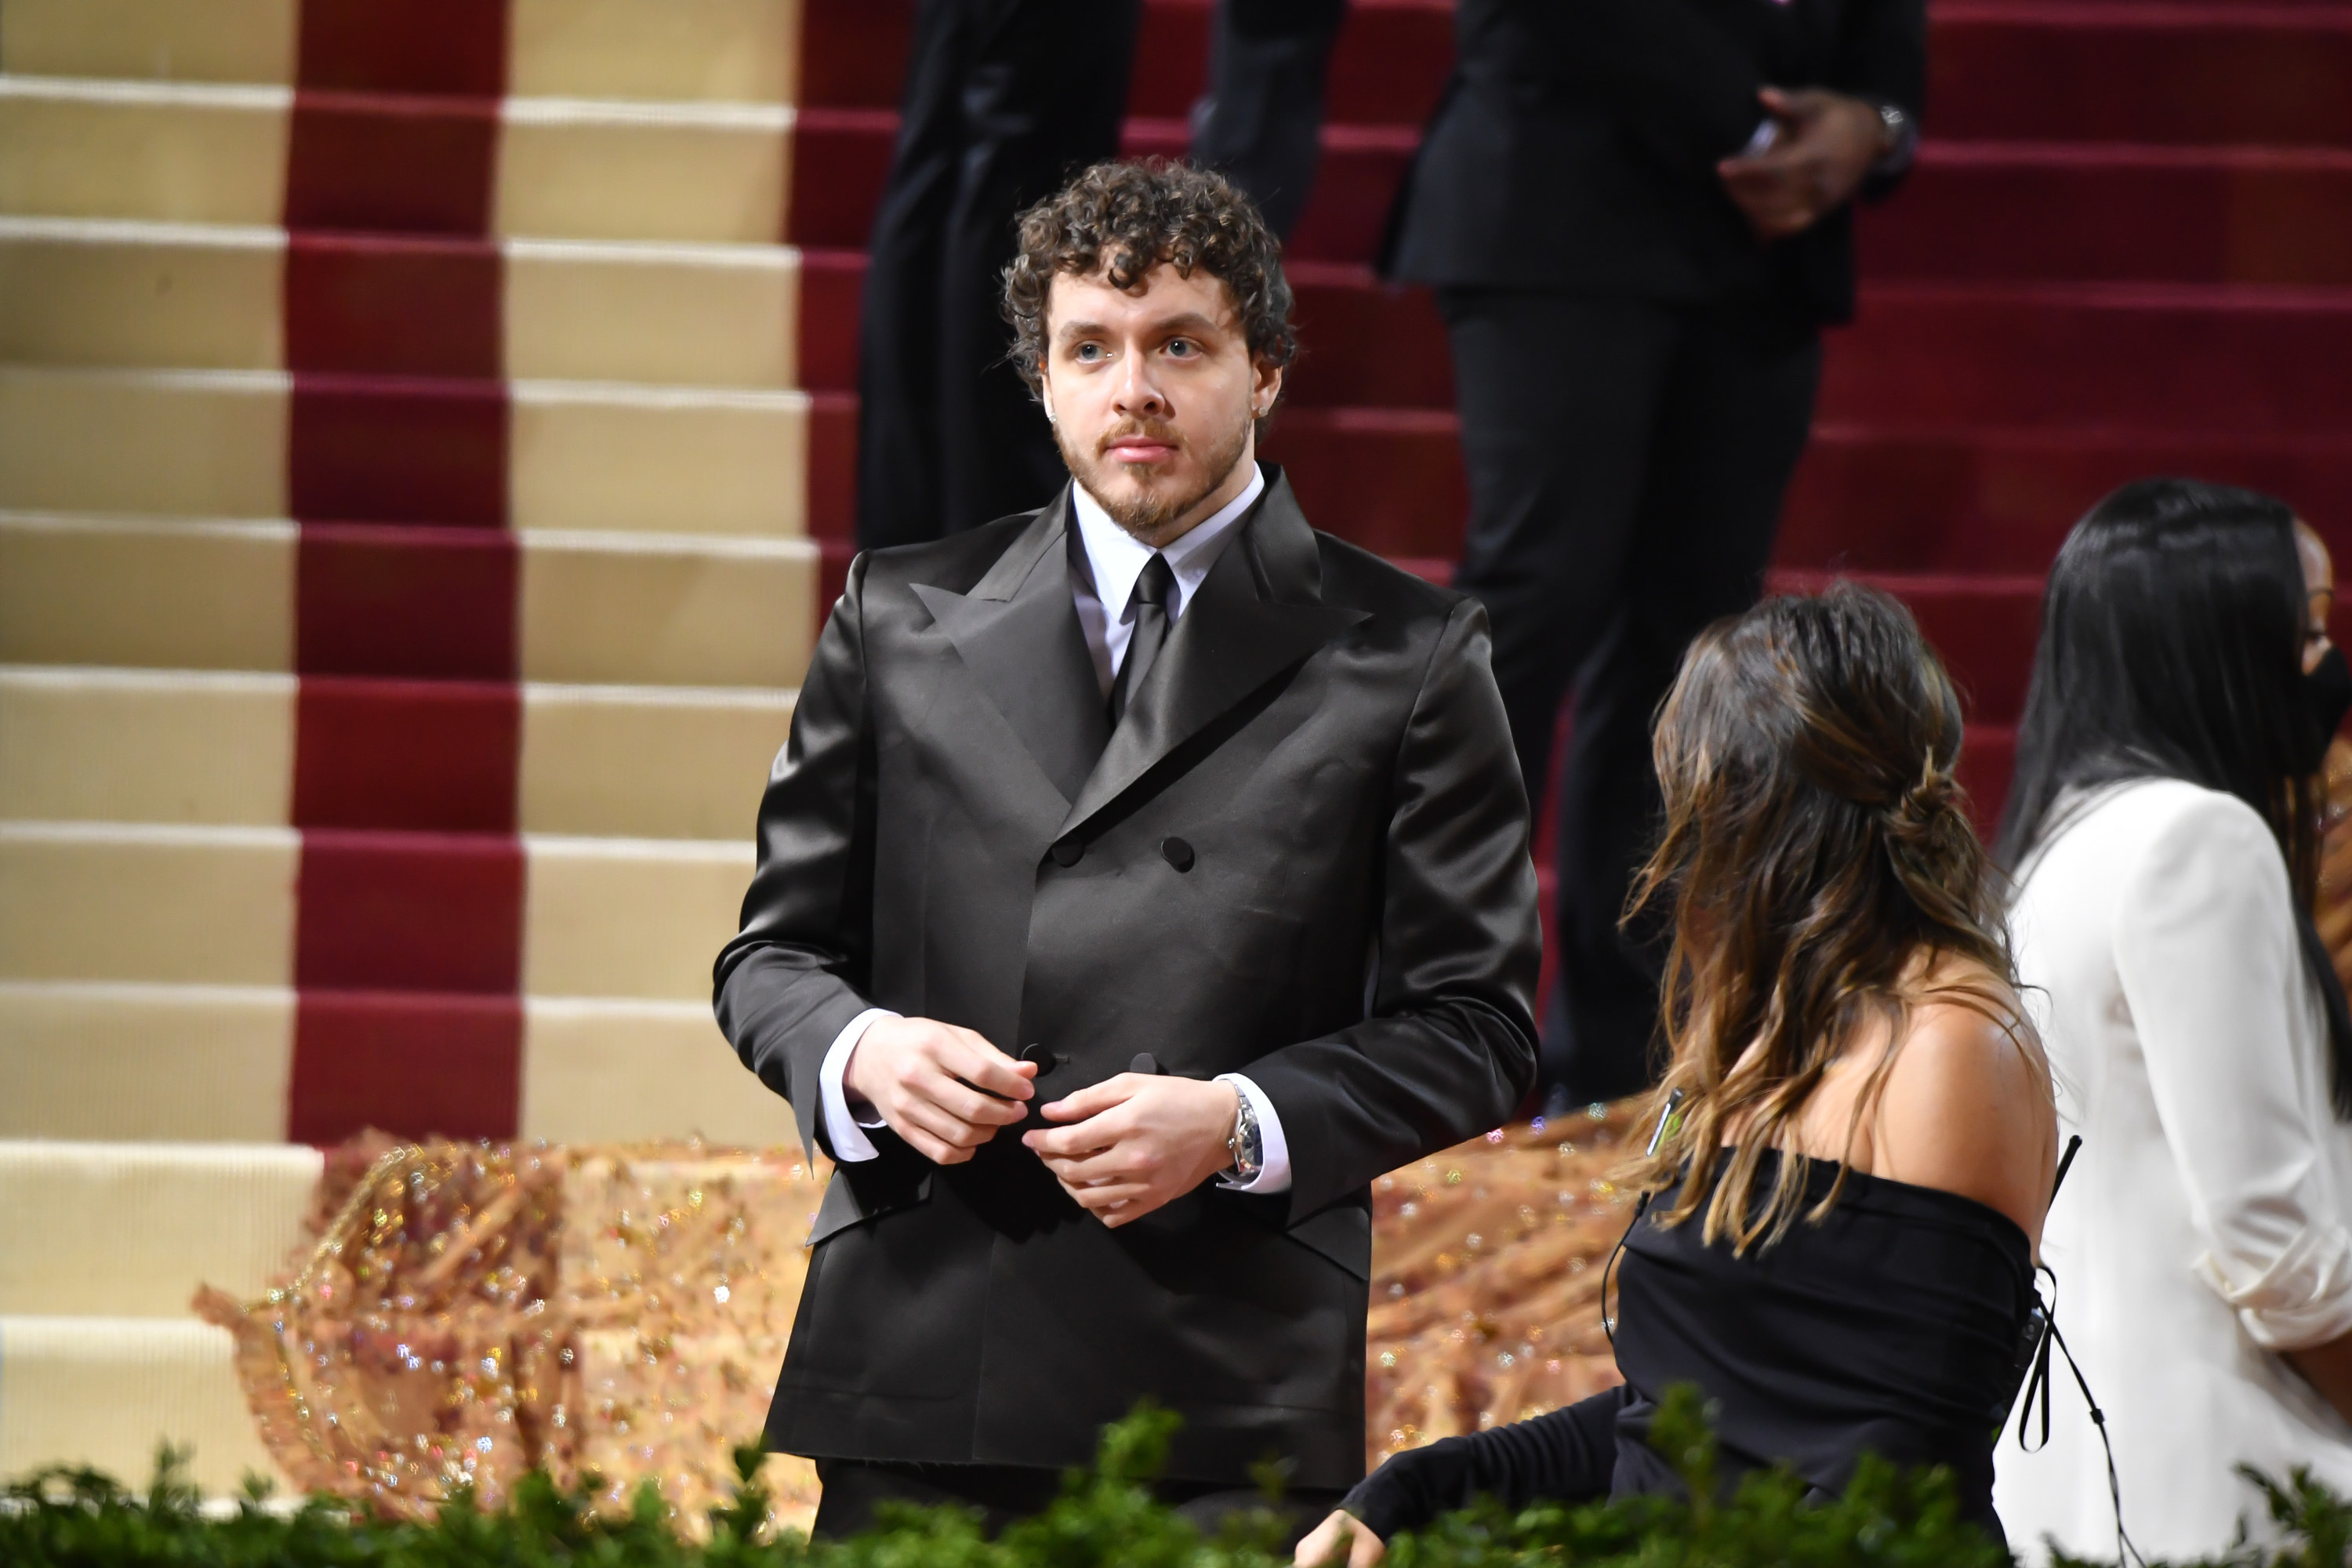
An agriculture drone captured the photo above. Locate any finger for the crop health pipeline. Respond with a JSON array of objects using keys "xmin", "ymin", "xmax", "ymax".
[
  {"xmin": 1024, "ymin": 1123, "xmax": 1123, "ymax": 1167},
  {"xmin": 1034, "ymin": 1146, "xmax": 1139, "ymax": 1187},
  {"xmin": 896, "ymin": 1123, "xmax": 975, "ymax": 1165},
  {"xmin": 942, "ymin": 1031, "xmax": 1036, "ymax": 1100},
  {"xmin": 925, "ymin": 1075, "xmax": 1033, "ymax": 1127},
  {"xmin": 1039, "ymin": 1075, "xmax": 1137, "ymax": 1123},
  {"xmin": 896, "ymin": 1098, "xmax": 1005, "ymax": 1152},
  {"xmin": 1756, "ymin": 85, "xmax": 1791, "ymax": 115},
  {"xmin": 1061, "ymin": 1178, "xmax": 1153, "ymax": 1212}
]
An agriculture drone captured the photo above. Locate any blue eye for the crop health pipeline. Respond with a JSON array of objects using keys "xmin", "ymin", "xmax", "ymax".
[{"xmin": 1167, "ymin": 339, "xmax": 1194, "ymax": 358}]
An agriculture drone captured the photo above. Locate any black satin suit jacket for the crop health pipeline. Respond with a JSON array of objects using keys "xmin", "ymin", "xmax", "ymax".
[
  {"xmin": 1385, "ymin": 0, "xmax": 1926, "ymax": 325},
  {"xmin": 713, "ymin": 471, "xmax": 1541, "ymax": 1486}
]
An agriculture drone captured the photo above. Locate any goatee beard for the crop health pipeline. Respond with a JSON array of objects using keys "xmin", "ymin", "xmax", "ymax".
[{"xmin": 1061, "ymin": 413, "xmax": 1254, "ymax": 542}]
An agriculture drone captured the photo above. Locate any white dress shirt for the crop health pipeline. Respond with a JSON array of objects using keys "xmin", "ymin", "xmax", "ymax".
[
  {"xmin": 815, "ymin": 464, "xmax": 1292, "ymax": 1193},
  {"xmin": 1994, "ymin": 779, "xmax": 2352, "ymax": 1561}
]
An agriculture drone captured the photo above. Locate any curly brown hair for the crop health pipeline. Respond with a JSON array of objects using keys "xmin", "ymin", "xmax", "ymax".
[{"xmin": 1002, "ymin": 159, "xmax": 1297, "ymax": 405}]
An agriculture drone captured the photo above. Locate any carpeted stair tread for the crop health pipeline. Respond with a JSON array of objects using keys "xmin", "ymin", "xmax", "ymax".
[
  {"xmin": 0, "ymin": 982, "xmax": 798, "ymax": 1145},
  {"xmin": 0, "ymin": 666, "xmax": 795, "ymax": 839},
  {"xmin": 0, "ymin": 0, "xmax": 800, "ymax": 103},
  {"xmin": 0, "ymin": 217, "xmax": 801, "ymax": 389},
  {"xmin": 0, "ymin": 1315, "xmax": 289, "ymax": 1494},
  {"xmin": 0, "ymin": 514, "xmax": 817, "ymax": 687},
  {"xmin": 1859, "ymin": 143, "xmax": 2352, "ymax": 287},
  {"xmin": 0, "ymin": 76, "xmax": 797, "ymax": 243},
  {"xmin": 802, "ymin": 399, "xmax": 2352, "ymax": 573},
  {"xmin": 797, "ymin": 253, "xmax": 2352, "ymax": 430},
  {"xmin": 0, "ymin": 1140, "xmax": 320, "ymax": 1316},
  {"xmin": 0, "ymin": 368, "xmax": 812, "ymax": 535},
  {"xmin": 0, "ymin": 821, "xmax": 752, "ymax": 1001}
]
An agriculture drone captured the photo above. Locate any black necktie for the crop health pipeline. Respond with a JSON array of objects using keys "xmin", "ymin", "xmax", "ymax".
[{"xmin": 1109, "ymin": 554, "xmax": 1176, "ymax": 727}]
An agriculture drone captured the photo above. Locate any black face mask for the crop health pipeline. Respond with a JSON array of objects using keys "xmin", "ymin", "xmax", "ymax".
[{"xmin": 2301, "ymin": 644, "xmax": 2352, "ymax": 773}]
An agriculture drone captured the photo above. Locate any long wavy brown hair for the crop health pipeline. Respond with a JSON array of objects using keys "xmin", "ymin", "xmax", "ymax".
[{"xmin": 1620, "ymin": 583, "xmax": 2033, "ymax": 1251}]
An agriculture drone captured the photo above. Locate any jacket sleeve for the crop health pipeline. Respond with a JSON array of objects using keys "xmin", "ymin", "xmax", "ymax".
[
  {"xmin": 1831, "ymin": 0, "xmax": 1929, "ymax": 198},
  {"xmin": 712, "ymin": 554, "xmax": 883, "ymax": 1162},
  {"xmin": 1240, "ymin": 598, "xmax": 1544, "ymax": 1221},
  {"xmin": 2114, "ymin": 792, "xmax": 2352, "ymax": 1352},
  {"xmin": 1530, "ymin": 0, "xmax": 1766, "ymax": 180}
]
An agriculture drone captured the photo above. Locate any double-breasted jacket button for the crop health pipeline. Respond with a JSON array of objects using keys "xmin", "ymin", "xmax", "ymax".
[
  {"xmin": 1160, "ymin": 836, "xmax": 1196, "ymax": 872},
  {"xmin": 1049, "ymin": 838, "xmax": 1083, "ymax": 867}
]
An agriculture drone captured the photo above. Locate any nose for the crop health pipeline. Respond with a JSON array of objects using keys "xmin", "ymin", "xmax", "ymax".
[{"xmin": 1110, "ymin": 344, "xmax": 1167, "ymax": 419}]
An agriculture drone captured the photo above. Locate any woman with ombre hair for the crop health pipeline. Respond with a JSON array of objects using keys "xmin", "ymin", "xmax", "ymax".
[{"xmin": 1300, "ymin": 583, "xmax": 2057, "ymax": 1566}]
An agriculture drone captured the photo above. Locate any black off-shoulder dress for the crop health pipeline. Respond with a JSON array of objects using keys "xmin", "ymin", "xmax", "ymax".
[{"xmin": 1344, "ymin": 1152, "xmax": 2037, "ymax": 1544}]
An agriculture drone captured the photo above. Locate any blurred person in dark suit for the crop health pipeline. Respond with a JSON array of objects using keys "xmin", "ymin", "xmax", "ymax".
[
  {"xmin": 855, "ymin": 0, "xmax": 1142, "ymax": 550},
  {"xmin": 1384, "ymin": 0, "xmax": 1925, "ymax": 1106},
  {"xmin": 1189, "ymin": 0, "xmax": 1349, "ymax": 241}
]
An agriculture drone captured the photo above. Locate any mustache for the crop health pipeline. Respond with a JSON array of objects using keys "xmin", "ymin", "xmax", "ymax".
[{"xmin": 1094, "ymin": 421, "xmax": 1184, "ymax": 456}]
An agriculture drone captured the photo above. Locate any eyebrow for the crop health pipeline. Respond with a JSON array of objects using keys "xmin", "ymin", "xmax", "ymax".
[{"xmin": 1054, "ymin": 310, "xmax": 1228, "ymax": 344}]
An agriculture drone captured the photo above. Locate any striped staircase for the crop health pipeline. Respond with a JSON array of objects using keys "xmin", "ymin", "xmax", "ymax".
[
  {"xmin": 0, "ymin": 0, "xmax": 806, "ymax": 1490},
  {"xmin": 5, "ymin": 0, "xmax": 2351, "ymax": 1499}
]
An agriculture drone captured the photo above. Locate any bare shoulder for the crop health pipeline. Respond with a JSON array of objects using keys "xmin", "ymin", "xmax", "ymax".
[{"xmin": 1871, "ymin": 960, "xmax": 2059, "ymax": 1246}]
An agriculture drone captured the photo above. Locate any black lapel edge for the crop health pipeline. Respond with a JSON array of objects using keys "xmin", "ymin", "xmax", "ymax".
[{"xmin": 1060, "ymin": 473, "xmax": 1368, "ymax": 835}]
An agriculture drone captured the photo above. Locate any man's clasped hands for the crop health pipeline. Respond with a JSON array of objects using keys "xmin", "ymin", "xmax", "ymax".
[{"xmin": 843, "ymin": 1016, "xmax": 1243, "ymax": 1227}]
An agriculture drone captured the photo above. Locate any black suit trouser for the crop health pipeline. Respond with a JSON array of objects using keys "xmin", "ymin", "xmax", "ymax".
[
  {"xmin": 1438, "ymin": 289, "xmax": 1821, "ymax": 1102},
  {"xmin": 855, "ymin": 0, "xmax": 1141, "ymax": 550},
  {"xmin": 1189, "ymin": 0, "xmax": 1348, "ymax": 241},
  {"xmin": 812, "ymin": 1458, "xmax": 1345, "ymax": 1544}
]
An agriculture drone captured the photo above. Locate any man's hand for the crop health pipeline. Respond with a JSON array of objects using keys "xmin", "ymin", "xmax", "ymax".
[
  {"xmin": 842, "ymin": 1017, "xmax": 1035, "ymax": 1166},
  {"xmin": 1022, "ymin": 1074, "xmax": 1240, "ymax": 1226},
  {"xmin": 1295, "ymin": 1509, "xmax": 1385, "ymax": 1568},
  {"xmin": 1716, "ymin": 86, "xmax": 1887, "ymax": 241}
]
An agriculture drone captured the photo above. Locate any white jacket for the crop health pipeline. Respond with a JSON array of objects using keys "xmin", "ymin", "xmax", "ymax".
[{"xmin": 1994, "ymin": 778, "xmax": 2352, "ymax": 1562}]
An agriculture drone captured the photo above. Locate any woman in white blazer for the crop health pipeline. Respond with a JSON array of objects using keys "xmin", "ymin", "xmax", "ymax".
[{"xmin": 1992, "ymin": 478, "xmax": 2352, "ymax": 1561}]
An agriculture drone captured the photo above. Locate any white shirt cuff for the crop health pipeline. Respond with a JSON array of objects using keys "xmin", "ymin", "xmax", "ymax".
[
  {"xmin": 1213, "ymin": 1072, "xmax": 1291, "ymax": 1193},
  {"xmin": 818, "ymin": 1007, "xmax": 897, "ymax": 1163}
]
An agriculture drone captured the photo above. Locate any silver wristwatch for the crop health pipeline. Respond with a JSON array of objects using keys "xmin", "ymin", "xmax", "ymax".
[{"xmin": 1226, "ymin": 1092, "xmax": 1263, "ymax": 1183}]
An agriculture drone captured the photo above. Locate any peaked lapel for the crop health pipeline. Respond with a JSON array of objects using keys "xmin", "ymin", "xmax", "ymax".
[
  {"xmin": 910, "ymin": 492, "xmax": 1110, "ymax": 806},
  {"xmin": 1062, "ymin": 470, "xmax": 1368, "ymax": 837}
]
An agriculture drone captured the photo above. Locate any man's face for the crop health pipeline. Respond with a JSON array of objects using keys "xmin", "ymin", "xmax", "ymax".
[{"xmin": 1037, "ymin": 261, "xmax": 1282, "ymax": 546}]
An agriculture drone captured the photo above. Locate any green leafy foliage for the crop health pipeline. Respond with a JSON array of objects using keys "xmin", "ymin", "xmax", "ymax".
[{"xmin": 3, "ymin": 1393, "xmax": 2344, "ymax": 1567}]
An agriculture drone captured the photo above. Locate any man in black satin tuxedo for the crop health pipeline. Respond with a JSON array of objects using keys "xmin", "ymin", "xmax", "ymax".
[{"xmin": 714, "ymin": 161, "xmax": 1540, "ymax": 1537}]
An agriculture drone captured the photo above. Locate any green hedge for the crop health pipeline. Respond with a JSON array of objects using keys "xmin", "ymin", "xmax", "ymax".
[{"xmin": 5, "ymin": 1390, "xmax": 2345, "ymax": 1567}]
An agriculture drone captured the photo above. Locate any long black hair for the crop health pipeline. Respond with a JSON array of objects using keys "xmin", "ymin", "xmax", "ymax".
[{"xmin": 1994, "ymin": 476, "xmax": 2352, "ymax": 1116}]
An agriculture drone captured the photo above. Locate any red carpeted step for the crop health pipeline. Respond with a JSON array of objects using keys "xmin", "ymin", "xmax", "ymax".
[
  {"xmin": 1860, "ymin": 144, "xmax": 2352, "ymax": 287},
  {"xmin": 1821, "ymin": 281, "xmax": 2352, "ymax": 434},
  {"xmin": 289, "ymin": 987, "xmax": 523, "ymax": 1145},
  {"xmin": 805, "ymin": 391, "xmax": 2352, "ymax": 573},
  {"xmin": 1784, "ymin": 425, "xmax": 2352, "ymax": 574},
  {"xmin": 292, "ymin": 676, "xmax": 521, "ymax": 833},
  {"xmin": 1932, "ymin": 3, "xmax": 2352, "ymax": 148},
  {"xmin": 804, "ymin": 253, "xmax": 2352, "ymax": 430}
]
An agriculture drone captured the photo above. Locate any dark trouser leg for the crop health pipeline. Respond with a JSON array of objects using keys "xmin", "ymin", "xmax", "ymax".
[
  {"xmin": 811, "ymin": 1459, "xmax": 1341, "ymax": 1550},
  {"xmin": 1548, "ymin": 306, "xmax": 1822, "ymax": 1101},
  {"xmin": 811, "ymin": 1459, "xmax": 1062, "ymax": 1538},
  {"xmin": 938, "ymin": 0, "xmax": 1141, "ymax": 537},
  {"xmin": 854, "ymin": 0, "xmax": 1141, "ymax": 549},
  {"xmin": 1189, "ymin": 0, "xmax": 1348, "ymax": 240},
  {"xmin": 854, "ymin": 0, "xmax": 973, "ymax": 550},
  {"xmin": 1438, "ymin": 288, "xmax": 1678, "ymax": 903}
]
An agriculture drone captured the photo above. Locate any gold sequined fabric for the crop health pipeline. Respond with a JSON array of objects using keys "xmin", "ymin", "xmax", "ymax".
[
  {"xmin": 205, "ymin": 1118, "xmax": 1635, "ymax": 1530},
  {"xmin": 197, "ymin": 1138, "xmax": 831, "ymax": 1536},
  {"xmin": 1366, "ymin": 1106, "xmax": 1635, "ymax": 1464}
]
